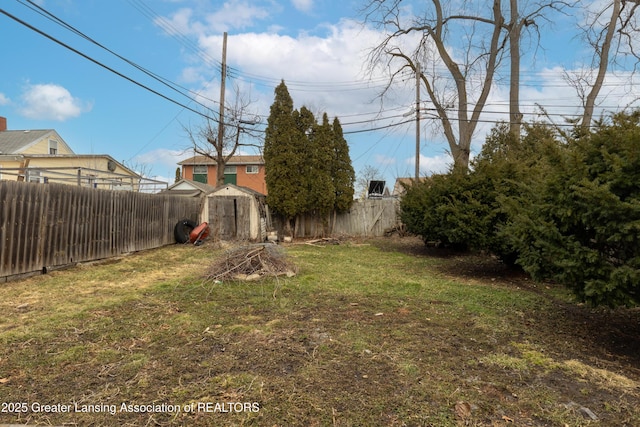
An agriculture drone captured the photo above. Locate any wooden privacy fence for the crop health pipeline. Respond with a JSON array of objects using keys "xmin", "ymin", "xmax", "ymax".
[
  {"xmin": 275, "ymin": 198, "xmax": 400, "ymax": 238},
  {"xmin": 0, "ymin": 181, "xmax": 201, "ymax": 281}
]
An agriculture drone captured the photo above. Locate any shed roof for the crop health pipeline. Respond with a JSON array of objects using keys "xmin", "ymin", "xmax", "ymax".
[
  {"xmin": 210, "ymin": 183, "xmax": 266, "ymax": 198},
  {"xmin": 166, "ymin": 178, "xmax": 216, "ymax": 193}
]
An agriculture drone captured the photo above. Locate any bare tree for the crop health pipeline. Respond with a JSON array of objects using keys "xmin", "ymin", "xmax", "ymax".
[
  {"xmin": 567, "ymin": 0, "xmax": 640, "ymax": 132},
  {"xmin": 364, "ymin": 0, "xmax": 505, "ymax": 171},
  {"xmin": 507, "ymin": 0, "xmax": 575, "ymax": 137},
  {"xmin": 122, "ymin": 159, "xmax": 153, "ymax": 178},
  {"xmin": 355, "ymin": 165, "xmax": 383, "ymax": 199},
  {"xmin": 185, "ymin": 85, "xmax": 261, "ymax": 187},
  {"xmin": 363, "ymin": 0, "xmax": 573, "ymax": 168}
]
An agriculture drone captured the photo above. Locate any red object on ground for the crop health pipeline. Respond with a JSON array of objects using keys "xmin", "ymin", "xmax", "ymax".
[{"xmin": 189, "ymin": 222, "xmax": 210, "ymax": 243}]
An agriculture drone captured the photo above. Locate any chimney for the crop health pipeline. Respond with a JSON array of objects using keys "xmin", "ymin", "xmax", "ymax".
[{"xmin": 0, "ymin": 116, "xmax": 6, "ymax": 132}]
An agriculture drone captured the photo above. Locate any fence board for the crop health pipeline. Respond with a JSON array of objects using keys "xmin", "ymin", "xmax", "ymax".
[
  {"xmin": 272, "ymin": 198, "xmax": 400, "ymax": 238},
  {"xmin": 0, "ymin": 181, "xmax": 200, "ymax": 280}
]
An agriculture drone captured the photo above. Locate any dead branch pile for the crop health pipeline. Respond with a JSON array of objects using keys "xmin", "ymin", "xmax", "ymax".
[
  {"xmin": 204, "ymin": 244, "xmax": 297, "ymax": 282},
  {"xmin": 303, "ymin": 237, "xmax": 342, "ymax": 246}
]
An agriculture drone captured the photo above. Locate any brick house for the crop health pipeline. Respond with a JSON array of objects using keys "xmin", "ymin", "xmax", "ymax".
[{"xmin": 178, "ymin": 155, "xmax": 267, "ymax": 195}]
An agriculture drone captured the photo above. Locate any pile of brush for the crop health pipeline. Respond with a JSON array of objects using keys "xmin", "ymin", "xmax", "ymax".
[{"xmin": 204, "ymin": 244, "xmax": 297, "ymax": 282}]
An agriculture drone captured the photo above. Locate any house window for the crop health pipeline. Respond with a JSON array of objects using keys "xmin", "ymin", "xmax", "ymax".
[
  {"xmin": 49, "ymin": 139, "xmax": 58, "ymax": 155},
  {"xmin": 223, "ymin": 165, "xmax": 237, "ymax": 185},
  {"xmin": 246, "ymin": 165, "xmax": 259, "ymax": 174},
  {"xmin": 87, "ymin": 174, "xmax": 97, "ymax": 188},
  {"xmin": 193, "ymin": 165, "xmax": 208, "ymax": 184},
  {"xmin": 26, "ymin": 169, "xmax": 41, "ymax": 183}
]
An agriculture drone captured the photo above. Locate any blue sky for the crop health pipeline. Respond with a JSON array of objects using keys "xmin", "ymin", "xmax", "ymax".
[{"xmin": 1, "ymin": 0, "xmax": 639, "ymax": 189}]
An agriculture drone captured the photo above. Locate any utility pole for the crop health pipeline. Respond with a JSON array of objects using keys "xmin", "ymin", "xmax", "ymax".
[
  {"xmin": 415, "ymin": 62, "xmax": 421, "ymax": 180},
  {"xmin": 217, "ymin": 31, "xmax": 228, "ymax": 182}
]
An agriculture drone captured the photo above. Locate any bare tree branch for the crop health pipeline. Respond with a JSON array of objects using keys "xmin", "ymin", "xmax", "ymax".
[
  {"xmin": 184, "ymin": 84, "xmax": 261, "ymax": 186},
  {"xmin": 363, "ymin": 0, "xmax": 573, "ymax": 170},
  {"xmin": 563, "ymin": 0, "xmax": 640, "ymax": 132}
]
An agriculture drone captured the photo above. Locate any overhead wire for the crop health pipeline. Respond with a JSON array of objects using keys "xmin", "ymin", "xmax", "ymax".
[
  {"xmin": 123, "ymin": 0, "xmax": 404, "ymax": 92},
  {"xmin": 2, "ymin": 8, "xmax": 223, "ymax": 124},
  {"xmin": 125, "ymin": 0, "xmax": 225, "ymax": 75},
  {"xmin": 4, "ymin": 0, "xmax": 637, "ymax": 142},
  {"xmin": 17, "ymin": 0, "xmax": 223, "ymax": 113}
]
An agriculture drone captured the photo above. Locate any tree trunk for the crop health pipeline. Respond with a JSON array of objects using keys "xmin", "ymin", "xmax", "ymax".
[
  {"xmin": 509, "ymin": 0, "xmax": 523, "ymax": 138},
  {"xmin": 430, "ymin": 0, "xmax": 503, "ymax": 171},
  {"xmin": 581, "ymin": 0, "xmax": 620, "ymax": 131},
  {"xmin": 216, "ymin": 145, "xmax": 226, "ymax": 187}
]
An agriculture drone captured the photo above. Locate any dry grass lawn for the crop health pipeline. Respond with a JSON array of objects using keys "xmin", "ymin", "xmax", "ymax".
[{"xmin": 0, "ymin": 237, "xmax": 639, "ymax": 426}]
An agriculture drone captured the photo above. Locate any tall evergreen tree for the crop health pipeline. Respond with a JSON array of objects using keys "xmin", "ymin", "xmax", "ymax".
[
  {"xmin": 306, "ymin": 113, "xmax": 336, "ymax": 217},
  {"xmin": 264, "ymin": 81, "xmax": 307, "ymax": 233},
  {"xmin": 331, "ymin": 117, "xmax": 355, "ymax": 212},
  {"xmin": 264, "ymin": 82, "xmax": 356, "ymax": 236}
]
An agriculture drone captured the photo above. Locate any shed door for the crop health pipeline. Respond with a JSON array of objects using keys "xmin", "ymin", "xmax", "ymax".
[{"xmin": 209, "ymin": 196, "xmax": 251, "ymax": 240}]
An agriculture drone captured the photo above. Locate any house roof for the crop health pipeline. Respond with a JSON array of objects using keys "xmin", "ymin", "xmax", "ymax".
[
  {"xmin": 0, "ymin": 130, "xmax": 64, "ymax": 154},
  {"xmin": 22, "ymin": 154, "xmax": 141, "ymax": 178},
  {"xmin": 166, "ymin": 178, "xmax": 216, "ymax": 193},
  {"xmin": 178, "ymin": 155, "xmax": 264, "ymax": 166},
  {"xmin": 392, "ymin": 177, "xmax": 428, "ymax": 196}
]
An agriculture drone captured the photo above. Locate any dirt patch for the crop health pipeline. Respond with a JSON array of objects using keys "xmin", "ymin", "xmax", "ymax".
[{"xmin": 373, "ymin": 236, "xmax": 640, "ymax": 422}]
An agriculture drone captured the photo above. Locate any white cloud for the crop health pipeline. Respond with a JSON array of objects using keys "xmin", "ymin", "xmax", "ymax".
[
  {"xmin": 406, "ymin": 154, "xmax": 451, "ymax": 176},
  {"xmin": 191, "ymin": 19, "xmax": 391, "ymax": 119},
  {"xmin": 134, "ymin": 148, "xmax": 192, "ymax": 172},
  {"xmin": 158, "ymin": 3, "xmax": 640, "ymax": 182},
  {"xmin": 374, "ymin": 154, "xmax": 396, "ymax": 166},
  {"xmin": 156, "ymin": 8, "xmax": 201, "ymax": 36},
  {"xmin": 206, "ymin": 1, "xmax": 270, "ymax": 32},
  {"xmin": 158, "ymin": 1, "xmax": 270, "ymax": 35},
  {"xmin": 0, "ymin": 93, "xmax": 9, "ymax": 105},
  {"xmin": 291, "ymin": 0, "xmax": 314, "ymax": 13},
  {"xmin": 19, "ymin": 83, "xmax": 91, "ymax": 121}
]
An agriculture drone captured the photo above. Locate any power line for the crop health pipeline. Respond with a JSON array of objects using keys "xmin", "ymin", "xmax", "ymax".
[
  {"xmin": 17, "ymin": 0, "xmax": 222, "ymax": 111},
  {"xmin": 4, "ymin": 2, "xmax": 636, "ymax": 141},
  {"xmin": 1, "ymin": 7, "xmax": 221, "ymax": 123},
  {"xmin": 125, "ymin": 0, "xmax": 224, "ymax": 74}
]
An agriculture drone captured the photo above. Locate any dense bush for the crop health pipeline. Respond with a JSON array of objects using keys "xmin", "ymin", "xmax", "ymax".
[
  {"xmin": 401, "ymin": 113, "xmax": 640, "ymax": 306},
  {"xmin": 400, "ymin": 122, "xmax": 554, "ymax": 262},
  {"xmin": 504, "ymin": 112, "xmax": 640, "ymax": 307},
  {"xmin": 399, "ymin": 171, "xmax": 490, "ymax": 251}
]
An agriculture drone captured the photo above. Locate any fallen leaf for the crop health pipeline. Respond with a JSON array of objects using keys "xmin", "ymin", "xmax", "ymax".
[
  {"xmin": 454, "ymin": 401, "xmax": 472, "ymax": 420},
  {"xmin": 374, "ymin": 312, "xmax": 384, "ymax": 316},
  {"xmin": 0, "ymin": 378, "xmax": 9, "ymax": 384},
  {"xmin": 502, "ymin": 415, "xmax": 514, "ymax": 423}
]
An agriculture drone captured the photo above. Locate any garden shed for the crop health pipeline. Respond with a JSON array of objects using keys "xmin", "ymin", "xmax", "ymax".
[
  {"xmin": 163, "ymin": 178, "xmax": 216, "ymax": 197},
  {"xmin": 206, "ymin": 183, "xmax": 267, "ymax": 241}
]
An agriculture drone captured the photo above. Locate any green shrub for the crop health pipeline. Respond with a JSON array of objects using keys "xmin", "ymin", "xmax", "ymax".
[
  {"xmin": 504, "ymin": 112, "xmax": 640, "ymax": 306},
  {"xmin": 400, "ymin": 171, "xmax": 490, "ymax": 251},
  {"xmin": 401, "ymin": 114, "xmax": 640, "ymax": 306},
  {"xmin": 400, "ymin": 123, "xmax": 554, "ymax": 262}
]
